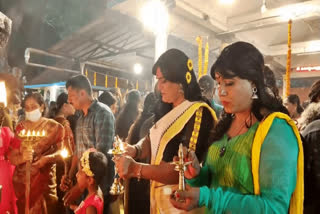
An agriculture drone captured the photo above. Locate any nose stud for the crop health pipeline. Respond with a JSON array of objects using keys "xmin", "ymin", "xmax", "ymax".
[{"xmin": 220, "ymin": 89, "xmax": 227, "ymax": 96}]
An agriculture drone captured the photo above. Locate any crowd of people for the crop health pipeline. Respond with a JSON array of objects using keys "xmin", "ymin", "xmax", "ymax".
[{"xmin": 1, "ymin": 41, "xmax": 320, "ymax": 214}]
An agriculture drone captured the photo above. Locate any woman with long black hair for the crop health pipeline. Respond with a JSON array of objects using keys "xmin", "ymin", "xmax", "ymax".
[
  {"xmin": 284, "ymin": 94, "xmax": 304, "ymax": 122},
  {"xmin": 114, "ymin": 49, "xmax": 217, "ymax": 214},
  {"xmin": 170, "ymin": 42, "xmax": 303, "ymax": 214},
  {"xmin": 115, "ymin": 90, "xmax": 141, "ymax": 141}
]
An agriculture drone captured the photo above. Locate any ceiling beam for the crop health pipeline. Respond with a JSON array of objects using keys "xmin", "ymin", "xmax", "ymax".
[
  {"xmin": 174, "ymin": 0, "xmax": 227, "ymax": 33},
  {"xmin": 268, "ymin": 40, "xmax": 320, "ymax": 56},
  {"xmin": 218, "ymin": 0, "xmax": 320, "ymax": 36},
  {"xmin": 88, "ymin": 44, "xmax": 153, "ymax": 60}
]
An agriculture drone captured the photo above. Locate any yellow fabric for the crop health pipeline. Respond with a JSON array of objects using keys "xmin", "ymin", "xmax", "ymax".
[
  {"xmin": 150, "ymin": 102, "xmax": 217, "ymax": 214},
  {"xmin": 153, "ymin": 102, "xmax": 217, "ymax": 165},
  {"xmin": 251, "ymin": 112, "xmax": 304, "ymax": 214},
  {"xmin": 189, "ymin": 107, "xmax": 203, "ymax": 151}
]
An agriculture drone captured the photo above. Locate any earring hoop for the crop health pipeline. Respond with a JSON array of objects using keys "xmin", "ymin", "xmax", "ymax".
[{"xmin": 252, "ymin": 87, "xmax": 258, "ymax": 99}]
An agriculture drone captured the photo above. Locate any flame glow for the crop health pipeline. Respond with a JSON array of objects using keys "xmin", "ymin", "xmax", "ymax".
[
  {"xmin": 0, "ymin": 82, "xmax": 7, "ymax": 107},
  {"xmin": 60, "ymin": 148, "xmax": 69, "ymax": 159},
  {"xmin": 119, "ymin": 140, "xmax": 124, "ymax": 151}
]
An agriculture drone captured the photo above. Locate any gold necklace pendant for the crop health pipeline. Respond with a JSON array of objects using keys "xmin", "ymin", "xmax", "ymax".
[{"xmin": 219, "ymin": 146, "xmax": 226, "ymax": 157}]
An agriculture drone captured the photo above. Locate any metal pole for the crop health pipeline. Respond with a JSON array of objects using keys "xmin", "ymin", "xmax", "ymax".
[{"xmin": 24, "ymin": 48, "xmax": 128, "ymax": 75}]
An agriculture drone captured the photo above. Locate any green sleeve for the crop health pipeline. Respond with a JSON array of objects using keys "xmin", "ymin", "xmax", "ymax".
[
  {"xmin": 198, "ymin": 118, "xmax": 298, "ymax": 213},
  {"xmin": 186, "ymin": 164, "xmax": 210, "ymax": 187}
]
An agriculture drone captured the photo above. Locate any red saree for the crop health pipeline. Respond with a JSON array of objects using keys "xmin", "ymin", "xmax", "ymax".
[{"xmin": 13, "ymin": 118, "xmax": 64, "ymax": 214}]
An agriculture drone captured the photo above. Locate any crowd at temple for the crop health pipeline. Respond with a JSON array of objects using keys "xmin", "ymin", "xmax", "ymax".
[{"xmin": 1, "ymin": 42, "xmax": 320, "ymax": 214}]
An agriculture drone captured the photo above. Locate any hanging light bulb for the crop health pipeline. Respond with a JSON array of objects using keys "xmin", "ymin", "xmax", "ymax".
[
  {"xmin": 261, "ymin": 0, "xmax": 267, "ymax": 13},
  {"xmin": 219, "ymin": 0, "xmax": 235, "ymax": 4}
]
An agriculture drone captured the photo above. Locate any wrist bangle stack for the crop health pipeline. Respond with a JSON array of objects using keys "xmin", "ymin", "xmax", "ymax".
[{"xmin": 137, "ymin": 164, "xmax": 143, "ymax": 181}]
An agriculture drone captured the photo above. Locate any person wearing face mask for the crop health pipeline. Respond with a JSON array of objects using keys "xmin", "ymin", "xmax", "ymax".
[{"xmin": 10, "ymin": 93, "xmax": 64, "ymax": 214}]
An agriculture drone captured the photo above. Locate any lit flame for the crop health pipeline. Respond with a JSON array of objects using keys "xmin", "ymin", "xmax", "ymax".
[
  {"xmin": 60, "ymin": 148, "xmax": 69, "ymax": 159},
  {"xmin": 36, "ymin": 131, "xmax": 40, "ymax": 136},
  {"xmin": 0, "ymin": 81, "xmax": 7, "ymax": 107},
  {"xmin": 115, "ymin": 136, "xmax": 124, "ymax": 152},
  {"xmin": 32, "ymin": 130, "xmax": 36, "ymax": 136},
  {"xmin": 42, "ymin": 130, "xmax": 46, "ymax": 136},
  {"xmin": 21, "ymin": 129, "xmax": 26, "ymax": 136},
  {"xmin": 27, "ymin": 130, "xmax": 31, "ymax": 137},
  {"xmin": 119, "ymin": 141, "xmax": 124, "ymax": 151}
]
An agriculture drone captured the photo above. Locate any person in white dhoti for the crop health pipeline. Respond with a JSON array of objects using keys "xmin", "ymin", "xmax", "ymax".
[{"xmin": 114, "ymin": 49, "xmax": 217, "ymax": 214}]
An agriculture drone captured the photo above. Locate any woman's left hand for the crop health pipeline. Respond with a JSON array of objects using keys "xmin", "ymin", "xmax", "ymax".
[
  {"xmin": 32, "ymin": 156, "xmax": 48, "ymax": 169},
  {"xmin": 170, "ymin": 186, "xmax": 200, "ymax": 211},
  {"xmin": 113, "ymin": 155, "xmax": 138, "ymax": 179}
]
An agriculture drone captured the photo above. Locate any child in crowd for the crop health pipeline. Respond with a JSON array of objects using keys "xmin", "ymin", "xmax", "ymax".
[{"xmin": 71, "ymin": 149, "xmax": 107, "ymax": 214}]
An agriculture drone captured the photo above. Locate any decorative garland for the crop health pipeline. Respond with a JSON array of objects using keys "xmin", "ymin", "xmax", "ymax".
[
  {"xmin": 196, "ymin": 36, "xmax": 203, "ymax": 79},
  {"xmin": 115, "ymin": 77, "xmax": 118, "ymax": 88},
  {"xmin": 285, "ymin": 19, "xmax": 292, "ymax": 98},
  {"xmin": 189, "ymin": 107, "xmax": 203, "ymax": 151},
  {"xmin": 80, "ymin": 149, "xmax": 95, "ymax": 177},
  {"xmin": 203, "ymin": 41, "xmax": 209, "ymax": 76},
  {"xmin": 83, "ymin": 70, "xmax": 150, "ymax": 90},
  {"xmin": 105, "ymin": 75, "xmax": 108, "ymax": 88}
]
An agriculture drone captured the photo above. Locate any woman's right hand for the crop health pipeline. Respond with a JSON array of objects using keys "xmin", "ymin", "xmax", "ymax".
[
  {"xmin": 22, "ymin": 148, "xmax": 33, "ymax": 163},
  {"xmin": 124, "ymin": 143, "xmax": 136, "ymax": 158},
  {"xmin": 60, "ymin": 175, "xmax": 72, "ymax": 192},
  {"xmin": 63, "ymin": 184, "xmax": 84, "ymax": 207},
  {"xmin": 184, "ymin": 150, "xmax": 200, "ymax": 179}
]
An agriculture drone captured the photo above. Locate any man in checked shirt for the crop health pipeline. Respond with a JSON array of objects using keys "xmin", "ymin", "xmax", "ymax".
[{"xmin": 62, "ymin": 75, "xmax": 115, "ymax": 214}]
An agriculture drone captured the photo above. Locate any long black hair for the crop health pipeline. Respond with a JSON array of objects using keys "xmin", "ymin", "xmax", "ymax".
[
  {"xmin": 48, "ymin": 92, "xmax": 69, "ymax": 119},
  {"xmin": 308, "ymin": 79, "xmax": 320, "ymax": 103},
  {"xmin": 287, "ymin": 94, "xmax": 304, "ymax": 114},
  {"xmin": 88, "ymin": 151, "xmax": 108, "ymax": 186},
  {"xmin": 116, "ymin": 89, "xmax": 141, "ymax": 140},
  {"xmin": 210, "ymin": 41, "xmax": 289, "ymax": 142},
  {"xmin": 152, "ymin": 49, "xmax": 208, "ymax": 121},
  {"xmin": 127, "ymin": 92, "xmax": 157, "ymax": 145}
]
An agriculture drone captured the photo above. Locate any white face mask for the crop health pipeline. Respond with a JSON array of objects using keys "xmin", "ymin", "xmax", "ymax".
[{"xmin": 25, "ymin": 108, "xmax": 42, "ymax": 122}]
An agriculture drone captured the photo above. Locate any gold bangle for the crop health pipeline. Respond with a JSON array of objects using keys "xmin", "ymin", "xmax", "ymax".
[{"xmin": 137, "ymin": 164, "xmax": 143, "ymax": 181}]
